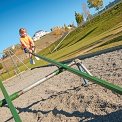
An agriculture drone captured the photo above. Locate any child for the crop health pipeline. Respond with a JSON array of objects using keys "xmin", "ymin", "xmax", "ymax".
[{"xmin": 19, "ymin": 28, "xmax": 40, "ymax": 64}]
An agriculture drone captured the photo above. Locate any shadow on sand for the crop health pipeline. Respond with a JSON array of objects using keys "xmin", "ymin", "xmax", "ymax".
[{"xmin": 5, "ymin": 86, "xmax": 122, "ymax": 122}]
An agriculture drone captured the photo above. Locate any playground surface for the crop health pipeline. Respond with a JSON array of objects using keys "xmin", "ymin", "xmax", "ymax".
[{"xmin": 0, "ymin": 49, "xmax": 122, "ymax": 122}]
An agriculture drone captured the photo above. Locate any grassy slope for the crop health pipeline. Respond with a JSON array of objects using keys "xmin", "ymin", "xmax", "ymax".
[
  {"xmin": 1, "ymin": 2, "xmax": 122, "ymax": 80},
  {"xmin": 38, "ymin": 2, "xmax": 122, "ymax": 62}
]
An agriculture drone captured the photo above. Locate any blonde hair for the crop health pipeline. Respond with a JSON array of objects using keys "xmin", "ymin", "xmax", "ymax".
[{"xmin": 19, "ymin": 28, "xmax": 26, "ymax": 34}]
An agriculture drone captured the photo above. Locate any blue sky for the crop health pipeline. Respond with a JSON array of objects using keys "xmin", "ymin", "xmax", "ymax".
[{"xmin": 0, "ymin": 0, "xmax": 114, "ymax": 53}]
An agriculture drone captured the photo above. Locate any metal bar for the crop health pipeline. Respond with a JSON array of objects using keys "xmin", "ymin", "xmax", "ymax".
[
  {"xmin": 0, "ymin": 61, "xmax": 76, "ymax": 107},
  {"xmin": 76, "ymin": 62, "xmax": 89, "ymax": 86},
  {"xmin": 8, "ymin": 51, "xmax": 21, "ymax": 78},
  {"xmin": 51, "ymin": 31, "xmax": 71, "ymax": 53},
  {"xmin": 30, "ymin": 52, "xmax": 122, "ymax": 95},
  {"xmin": 80, "ymin": 64, "xmax": 92, "ymax": 76},
  {"xmin": 9, "ymin": 50, "xmax": 30, "ymax": 70},
  {"xmin": 9, "ymin": 49, "xmax": 36, "ymax": 79},
  {"xmin": 74, "ymin": 59, "xmax": 93, "ymax": 86},
  {"xmin": 0, "ymin": 80, "xmax": 22, "ymax": 122}
]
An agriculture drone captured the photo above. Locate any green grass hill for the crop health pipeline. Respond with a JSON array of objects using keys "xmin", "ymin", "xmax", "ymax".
[{"xmin": 38, "ymin": 2, "xmax": 122, "ymax": 63}]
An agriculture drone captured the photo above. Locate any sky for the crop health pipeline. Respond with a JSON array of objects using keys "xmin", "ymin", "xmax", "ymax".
[{"xmin": 0, "ymin": 0, "xmax": 115, "ymax": 54}]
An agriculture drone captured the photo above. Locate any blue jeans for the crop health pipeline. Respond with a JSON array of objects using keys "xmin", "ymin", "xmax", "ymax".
[{"xmin": 24, "ymin": 48, "xmax": 28, "ymax": 53}]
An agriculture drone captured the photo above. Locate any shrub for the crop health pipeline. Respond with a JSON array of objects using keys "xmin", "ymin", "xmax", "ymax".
[{"xmin": 0, "ymin": 63, "xmax": 3, "ymax": 70}]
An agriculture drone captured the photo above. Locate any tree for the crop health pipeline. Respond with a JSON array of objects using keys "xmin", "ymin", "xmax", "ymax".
[
  {"xmin": 82, "ymin": 2, "xmax": 92, "ymax": 21},
  {"xmin": 75, "ymin": 12, "xmax": 84, "ymax": 26},
  {"xmin": 87, "ymin": 0, "xmax": 103, "ymax": 10}
]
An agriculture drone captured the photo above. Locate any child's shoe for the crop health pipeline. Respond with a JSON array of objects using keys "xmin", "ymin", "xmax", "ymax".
[
  {"xmin": 35, "ymin": 56, "xmax": 40, "ymax": 60},
  {"xmin": 30, "ymin": 59, "xmax": 35, "ymax": 64}
]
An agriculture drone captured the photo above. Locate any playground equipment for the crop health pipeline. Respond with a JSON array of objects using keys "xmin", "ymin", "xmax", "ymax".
[
  {"xmin": 0, "ymin": 52, "xmax": 122, "ymax": 121},
  {"xmin": 0, "ymin": 50, "xmax": 21, "ymax": 79},
  {"xmin": 0, "ymin": 81, "xmax": 22, "ymax": 122},
  {"xmin": 29, "ymin": 52, "xmax": 122, "ymax": 95},
  {"xmin": 7, "ymin": 50, "xmax": 21, "ymax": 78},
  {"xmin": 51, "ymin": 31, "xmax": 71, "ymax": 53},
  {"xmin": 74, "ymin": 59, "xmax": 92, "ymax": 86},
  {"xmin": 0, "ymin": 49, "xmax": 35, "ymax": 80},
  {"xmin": 0, "ymin": 58, "xmax": 91, "ymax": 121},
  {"xmin": 1, "ymin": 52, "xmax": 121, "ymax": 107},
  {"xmin": 0, "ymin": 59, "xmax": 91, "ymax": 107},
  {"xmin": 9, "ymin": 49, "xmax": 36, "ymax": 78}
]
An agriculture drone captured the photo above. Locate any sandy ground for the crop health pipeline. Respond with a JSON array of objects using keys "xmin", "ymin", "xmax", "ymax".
[{"xmin": 0, "ymin": 49, "xmax": 122, "ymax": 122}]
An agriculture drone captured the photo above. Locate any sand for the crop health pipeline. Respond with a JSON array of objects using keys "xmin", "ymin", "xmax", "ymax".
[{"xmin": 0, "ymin": 49, "xmax": 122, "ymax": 122}]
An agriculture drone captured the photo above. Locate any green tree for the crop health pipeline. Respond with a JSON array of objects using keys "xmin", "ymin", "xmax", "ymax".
[
  {"xmin": 75, "ymin": 12, "xmax": 84, "ymax": 26},
  {"xmin": 87, "ymin": 0, "xmax": 103, "ymax": 10}
]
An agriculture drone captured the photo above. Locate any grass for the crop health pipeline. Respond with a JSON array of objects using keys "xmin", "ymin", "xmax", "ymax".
[
  {"xmin": 38, "ymin": 2, "xmax": 122, "ymax": 60},
  {"xmin": 0, "ymin": 2, "xmax": 122, "ymax": 80}
]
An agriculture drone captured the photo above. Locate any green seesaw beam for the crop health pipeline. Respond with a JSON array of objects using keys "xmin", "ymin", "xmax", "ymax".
[
  {"xmin": 0, "ymin": 53, "xmax": 122, "ymax": 108},
  {"xmin": 30, "ymin": 52, "xmax": 122, "ymax": 95},
  {"xmin": 0, "ymin": 81, "xmax": 22, "ymax": 122},
  {"xmin": 0, "ymin": 61, "xmax": 76, "ymax": 107}
]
